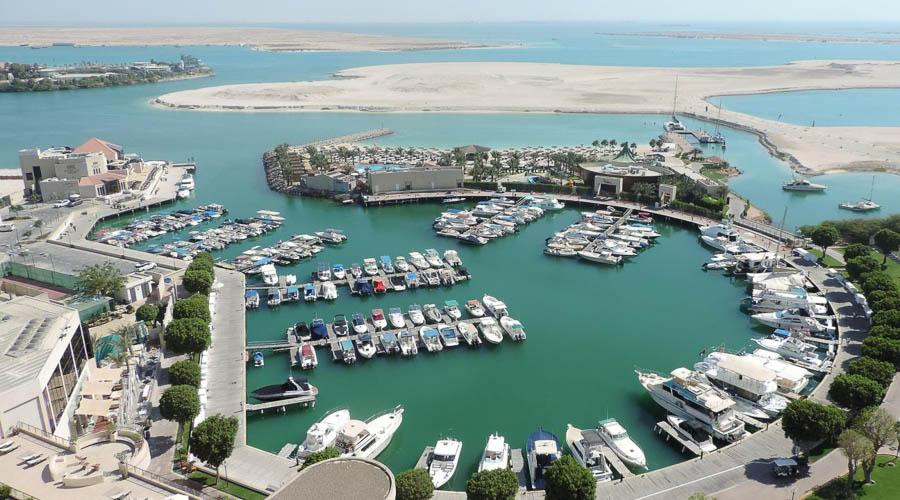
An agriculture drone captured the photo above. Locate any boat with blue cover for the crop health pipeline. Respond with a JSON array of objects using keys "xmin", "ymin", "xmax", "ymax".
[
  {"xmin": 526, "ymin": 427, "xmax": 562, "ymax": 490},
  {"xmin": 245, "ymin": 290, "xmax": 259, "ymax": 309},
  {"xmin": 311, "ymin": 318, "xmax": 328, "ymax": 340},
  {"xmin": 252, "ymin": 351, "xmax": 264, "ymax": 367}
]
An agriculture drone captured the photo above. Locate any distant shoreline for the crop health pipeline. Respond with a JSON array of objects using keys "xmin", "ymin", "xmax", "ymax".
[{"xmin": 598, "ymin": 31, "xmax": 900, "ymax": 45}]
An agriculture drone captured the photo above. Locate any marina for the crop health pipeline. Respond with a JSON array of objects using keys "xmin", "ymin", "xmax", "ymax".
[{"xmin": 432, "ymin": 194, "xmax": 560, "ymax": 245}]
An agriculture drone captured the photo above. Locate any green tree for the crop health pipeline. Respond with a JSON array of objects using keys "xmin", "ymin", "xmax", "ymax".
[
  {"xmin": 869, "ymin": 325, "xmax": 900, "ymax": 340},
  {"xmin": 861, "ymin": 272, "xmax": 897, "ymax": 296},
  {"xmin": 74, "ymin": 262, "xmax": 125, "ymax": 297},
  {"xmin": 829, "ymin": 374, "xmax": 885, "ymax": 412},
  {"xmin": 632, "ymin": 182, "xmax": 658, "ymax": 204},
  {"xmin": 190, "ymin": 414, "xmax": 238, "ymax": 485},
  {"xmin": 135, "ymin": 303, "xmax": 159, "ymax": 325},
  {"xmin": 165, "ymin": 318, "xmax": 211, "ymax": 355},
  {"xmin": 301, "ymin": 447, "xmax": 339, "ymax": 469},
  {"xmin": 872, "ymin": 296, "xmax": 900, "ymax": 314},
  {"xmin": 190, "ymin": 252, "xmax": 215, "ymax": 273},
  {"xmin": 182, "ymin": 269, "xmax": 213, "ymax": 295},
  {"xmin": 110, "ymin": 323, "xmax": 141, "ymax": 369},
  {"xmin": 837, "ymin": 429, "xmax": 874, "ymax": 497},
  {"xmin": 873, "ymin": 229, "xmax": 900, "ymax": 265},
  {"xmin": 862, "ymin": 336, "xmax": 900, "ymax": 367},
  {"xmin": 781, "ymin": 399, "xmax": 846, "ymax": 454},
  {"xmin": 465, "ymin": 469, "xmax": 518, "ymax": 500},
  {"xmin": 600, "ymin": 139, "xmax": 609, "ymax": 147},
  {"xmin": 395, "ymin": 468, "xmax": 433, "ymax": 500},
  {"xmin": 159, "ymin": 385, "xmax": 200, "ymax": 425},
  {"xmin": 873, "ymin": 310, "xmax": 900, "ymax": 329},
  {"xmin": 843, "ymin": 243, "xmax": 872, "ymax": 261},
  {"xmin": 544, "ymin": 455, "xmax": 595, "ymax": 500},
  {"xmin": 173, "ymin": 294, "xmax": 210, "ymax": 322},
  {"xmin": 847, "ymin": 357, "xmax": 896, "ymax": 388},
  {"xmin": 168, "ymin": 360, "xmax": 201, "ymax": 387},
  {"xmin": 853, "ymin": 407, "xmax": 899, "ymax": 483},
  {"xmin": 845, "ymin": 255, "xmax": 881, "ymax": 280}
]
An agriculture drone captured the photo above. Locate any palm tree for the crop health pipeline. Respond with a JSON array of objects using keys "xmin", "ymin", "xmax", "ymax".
[
  {"xmin": 610, "ymin": 139, "xmax": 617, "ymax": 147},
  {"xmin": 600, "ymin": 139, "xmax": 609, "ymax": 147},
  {"xmin": 591, "ymin": 140, "xmax": 600, "ymax": 147},
  {"xmin": 112, "ymin": 323, "xmax": 141, "ymax": 370}
]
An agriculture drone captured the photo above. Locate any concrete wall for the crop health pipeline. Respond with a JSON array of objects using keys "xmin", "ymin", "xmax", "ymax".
[
  {"xmin": 367, "ymin": 167, "xmax": 463, "ymax": 194},
  {"xmin": 302, "ymin": 173, "xmax": 351, "ymax": 193},
  {"xmin": 38, "ymin": 178, "xmax": 80, "ymax": 201}
]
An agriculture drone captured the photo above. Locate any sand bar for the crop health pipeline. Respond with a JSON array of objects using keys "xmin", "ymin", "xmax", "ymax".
[
  {"xmin": 155, "ymin": 60, "xmax": 900, "ymax": 174},
  {"xmin": 601, "ymin": 31, "xmax": 900, "ymax": 45},
  {"xmin": 0, "ymin": 26, "xmax": 489, "ymax": 52}
]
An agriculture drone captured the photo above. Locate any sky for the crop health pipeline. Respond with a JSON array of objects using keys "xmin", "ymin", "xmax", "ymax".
[{"xmin": 4, "ymin": 0, "xmax": 900, "ymax": 24}]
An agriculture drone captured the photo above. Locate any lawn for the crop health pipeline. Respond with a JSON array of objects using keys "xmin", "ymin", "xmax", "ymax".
[
  {"xmin": 188, "ymin": 470, "xmax": 267, "ymax": 500},
  {"xmin": 883, "ymin": 257, "xmax": 900, "ymax": 289},
  {"xmin": 700, "ymin": 167, "xmax": 728, "ymax": 182},
  {"xmin": 808, "ymin": 247, "xmax": 845, "ymax": 269},
  {"xmin": 808, "ymin": 455, "xmax": 900, "ymax": 499}
]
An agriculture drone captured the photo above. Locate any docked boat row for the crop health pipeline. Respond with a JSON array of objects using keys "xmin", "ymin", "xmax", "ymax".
[
  {"xmin": 545, "ymin": 208, "xmax": 658, "ymax": 264},
  {"xmin": 93, "ymin": 203, "xmax": 227, "ymax": 247},
  {"xmin": 289, "ymin": 406, "xmax": 405, "ymax": 462},
  {"xmin": 142, "ymin": 209, "xmax": 285, "ymax": 260},
  {"xmin": 433, "ymin": 195, "xmax": 562, "ymax": 245},
  {"xmin": 697, "ymin": 221, "xmax": 765, "ymax": 258},
  {"xmin": 233, "ymin": 231, "xmax": 344, "ymax": 274}
]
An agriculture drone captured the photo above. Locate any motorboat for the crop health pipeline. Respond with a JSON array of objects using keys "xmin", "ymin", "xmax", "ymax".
[
  {"xmin": 478, "ymin": 433, "xmax": 510, "ymax": 472},
  {"xmin": 321, "ymin": 282, "xmax": 338, "ymax": 301},
  {"xmin": 389, "ymin": 307, "xmax": 406, "ymax": 329},
  {"xmin": 636, "ymin": 368, "xmax": 746, "ymax": 442},
  {"xmin": 744, "ymin": 287, "xmax": 828, "ymax": 315},
  {"xmin": 317, "ymin": 263, "xmax": 332, "ymax": 282},
  {"xmin": 350, "ymin": 263, "xmax": 363, "ymax": 279},
  {"xmin": 251, "ymin": 376, "xmax": 316, "ymax": 402},
  {"xmin": 339, "ymin": 339, "xmax": 356, "ymax": 364},
  {"xmin": 423, "ymin": 304, "xmax": 443, "ymax": 324},
  {"xmin": 335, "ymin": 406, "xmax": 404, "ymax": 459},
  {"xmin": 354, "ymin": 278, "xmax": 373, "ymax": 296},
  {"xmin": 389, "ymin": 275, "xmax": 406, "ymax": 291},
  {"xmin": 252, "ymin": 351, "xmax": 264, "ymax": 367},
  {"xmin": 363, "ymin": 258, "xmax": 379, "ymax": 276},
  {"xmin": 267, "ymin": 288, "xmax": 282, "ymax": 308},
  {"xmin": 284, "ymin": 286, "xmax": 300, "ymax": 302},
  {"xmin": 429, "ymin": 438, "xmax": 463, "ymax": 488},
  {"xmin": 373, "ymin": 278, "xmax": 387, "ymax": 294},
  {"xmin": 444, "ymin": 300, "xmax": 462, "ymax": 320},
  {"xmin": 408, "ymin": 304, "xmax": 426, "ymax": 325},
  {"xmin": 297, "ymin": 409, "xmax": 351, "ymax": 458},
  {"xmin": 500, "ymin": 316, "xmax": 526, "ymax": 341},
  {"xmin": 399, "ymin": 330, "xmax": 418, "ymax": 356},
  {"xmin": 466, "ymin": 299, "xmax": 485, "ymax": 317},
  {"xmin": 665, "ymin": 415, "xmax": 717, "ymax": 453},
  {"xmin": 751, "ymin": 334, "xmax": 826, "ymax": 371},
  {"xmin": 394, "ymin": 256, "xmax": 410, "ymax": 272},
  {"xmin": 527, "ymin": 196, "xmax": 565, "ymax": 211},
  {"xmin": 443, "ymin": 250, "xmax": 462, "ymax": 267},
  {"xmin": 293, "ymin": 322, "xmax": 311, "ymax": 341},
  {"xmin": 665, "ymin": 115, "xmax": 686, "ymax": 132},
  {"xmin": 315, "ymin": 229, "xmax": 347, "ymax": 244},
  {"xmin": 478, "ymin": 318, "xmax": 504, "ymax": 344},
  {"xmin": 332, "ymin": 264, "xmax": 346, "ymax": 280},
  {"xmin": 245, "ymin": 290, "xmax": 259, "ymax": 309},
  {"xmin": 577, "ymin": 250, "xmax": 622, "ymax": 265},
  {"xmin": 405, "ymin": 272, "xmax": 419, "ymax": 288},
  {"xmin": 696, "ymin": 352, "xmax": 790, "ymax": 419},
  {"xmin": 283, "ymin": 274, "xmax": 298, "ymax": 286},
  {"xmin": 333, "ymin": 314, "xmax": 350, "ymax": 336},
  {"xmin": 177, "ymin": 189, "xmax": 191, "ymax": 199},
  {"xmin": 424, "ymin": 249, "xmax": 445, "ymax": 268},
  {"xmin": 423, "ymin": 270, "xmax": 440, "ymax": 287},
  {"xmin": 526, "ymin": 427, "xmax": 561, "ymax": 490},
  {"xmin": 457, "ymin": 322, "xmax": 481, "ymax": 346},
  {"xmin": 310, "ymin": 318, "xmax": 328, "ymax": 340},
  {"xmin": 419, "ymin": 326, "xmax": 443, "ymax": 352},
  {"xmin": 351, "ymin": 313, "xmax": 369, "ymax": 335},
  {"xmin": 380, "ymin": 256, "xmax": 395, "ymax": 274},
  {"xmin": 299, "ymin": 343, "xmax": 318, "ymax": 370},
  {"xmin": 545, "ymin": 247, "xmax": 578, "ymax": 257},
  {"xmin": 751, "ymin": 308, "xmax": 834, "ymax": 333},
  {"xmin": 565, "ymin": 425, "xmax": 614, "ymax": 482},
  {"xmin": 260, "ymin": 263, "xmax": 278, "ymax": 286},
  {"xmin": 371, "ymin": 309, "xmax": 388, "ymax": 330},
  {"xmin": 409, "ymin": 252, "xmax": 429, "ymax": 269},
  {"xmin": 482, "ymin": 295, "xmax": 508, "ymax": 318},
  {"xmin": 356, "ymin": 334, "xmax": 377, "ymax": 359},
  {"xmin": 438, "ymin": 324, "xmax": 459, "ymax": 347},
  {"xmin": 460, "ymin": 234, "xmax": 489, "ymax": 246},
  {"xmin": 839, "ymin": 199, "xmax": 880, "ymax": 212},
  {"xmin": 782, "ymin": 176, "xmax": 827, "ymax": 192},
  {"xmin": 698, "ymin": 222, "xmax": 743, "ymax": 251},
  {"xmin": 597, "ymin": 418, "xmax": 646, "ymax": 469},
  {"xmin": 303, "ymin": 283, "xmax": 317, "ymax": 302},
  {"xmin": 380, "ymin": 332, "xmax": 400, "ymax": 355}
]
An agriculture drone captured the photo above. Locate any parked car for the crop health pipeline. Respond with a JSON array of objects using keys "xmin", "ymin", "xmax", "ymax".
[
  {"xmin": 52, "ymin": 200, "xmax": 69, "ymax": 208},
  {"xmin": 135, "ymin": 261, "xmax": 157, "ymax": 272}
]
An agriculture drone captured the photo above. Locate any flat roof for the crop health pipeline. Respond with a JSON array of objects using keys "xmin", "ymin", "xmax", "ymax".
[
  {"xmin": 270, "ymin": 458, "xmax": 393, "ymax": 500},
  {"xmin": 579, "ymin": 163, "xmax": 662, "ymax": 178},
  {"xmin": 19, "ymin": 242, "xmax": 142, "ymax": 278}
]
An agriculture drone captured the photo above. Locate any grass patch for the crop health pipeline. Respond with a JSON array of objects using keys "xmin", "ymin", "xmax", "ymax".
[
  {"xmin": 882, "ymin": 257, "xmax": 900, "ymax": 289},
  {"xmin": 808, "ymin": 248, "xmax": 845, "ymax": 268},
  {"xmin": 807, "ymin": 442, "xmax": 836, "ymax": 463},
  {"xmin": 700, "ymin": 167, "xmax": 728, "ymax": 182},
  {"xmin": 188, "ymin": 471, "xmax": 266, "ymax": 500},
  {"xmin": 174, "ymin": 422, "xmax": 192, "ymax": 463},
  {"xmin": 808, "ymin": 455, "xmax": 900, "ymax": 499}
]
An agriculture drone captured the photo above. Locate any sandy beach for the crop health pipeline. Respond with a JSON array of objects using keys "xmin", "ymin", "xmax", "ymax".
[
  {"xmin": 601, "ymin": 31, "xmax": 900, "ymax": 45},
  {"xmin": 0, "ymin": 26, "xmax": 488, "ymax": 52},
  {"xmin": 155, "ymin": 60, "xmax": 900, "ymax": 174}
]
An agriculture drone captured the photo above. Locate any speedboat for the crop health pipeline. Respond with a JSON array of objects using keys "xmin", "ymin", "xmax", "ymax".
[
  {"xmin": 466, "ymin": 299, "xmax": 485, "ymax": 317},
  {"xmin": 251, "ymin": 376, "xmax": 316, "ymax": 402},
  {"xmin": 482, "ymin": 295, "xmax": 508, "ymax": 317},
  {"xmin": 526, "ymin": 427, "xmax": 561, "ymax": 490},
  {"xmin": 335, "ymin": 406, "xmax": 404, "ymax": 459},
  {"xmin": 438, "ymin": 324, "xmax": 459, "ymax": 347},
  {"xmin": 460, "ymin": 234, "xmax": 489, "ymax": 246},
  {"xmin": 303, "ymin": 283, "xmax": 317, "ymax": 302},
  {"xmin": 351, "ymin": 313, "xmax": 369, "ymax": 335},
  {"xmin": 245, "ymin": 290, "xmax": 260, "ymax": 309},
  {"xmin": 333, "ymin": 314, "xmax": 350, "ymax": 336},
  {"xmin": 478, "ymin": 433, "xmax": 510, "ymax": 472},
  {"xmin": 666, "ymin": 415, "xmax": 717, "ymax": 453},
  {"xmin": 419, "ymin": 326, "xmax": 443, "ymax": 352},
  {"xmin": 408, "ymin": 304, "xmax": 426, "ymax": 325},
  {"xmin": 783, "ymin": 176, "xmax": 827, "ymax": 192},
  {"xmin": 267, "ymin": 288, "xmax": 282, "ymax": 308},
  {"xmin": 339, "ymin": 339, "xmax": 356, "ymax": 364},
  {"xmin": 293, "ymin": 322, "xmax": 311, "ymax": 341},
  {"xmin": 399, "ymin": 330, "xmax": 418, "ymax": 356},
  {"xmin": 380, "ymin": 256, "xmax": 395, "ymax": 274},
  {"xmin": 356, "ymin": 334, "xmax": 377, "ymax": 359},
  {"xmin": 394, "ymin": 256, "xmax": 410, "ymax": 272},
  {"xmin": 425, "ymin": 249, "xmax": 445, "ymax": 267},
  {"xmin": 252, "ymin": 351, "xmax": 264, "ymax": 367},
  {"xmin": 429, "ymin": 439, "xmax": 462, "ymax": 488},
  {"xmin": 578, "ymin": 250, "xmax": 622, "ymax": 265},
  {"xmin": 310, "ymin": 318, "xmax": 328, "ymax": 340},
  {"xmin": 350, "ymin": 263, "xmax": 363, "ymax": 279},
  {"xmin": 478, "ymin": 318, "xmax": 504, "ymax": 344},
  {"xmin": 423, "ymin": 304, "xmax": 443, "ymax": 324},
  {"xmin": 332, "ymin": 264, "xmax": 346, "ymax": 280},
  {"xmin": 565, "ymin": 424, "xmax": 614, "ymax": 482},
  {"xmin": 457, "ymin": 322, "xmax": 481, "ymax": 346},
  {"xmin": 409, "ymin": 252, "xmax": 429, "ymax": 269},
  {"xmin": 363, "ymin": 258, "xmax": 379, "ymax": 276},
  {"xmin": 388, "ymin": 307, "xmax": 406, "ymax": 329},
  {"xmin": 443, "ymin": 250, "xmax": 462, "ymax": 267},
  {"xmin": 297, "ymin": 409, "xmax": 351, "ymax": 458},
  {"xmin": 597, "ymin": 418, "xmax": 646, "ymax": 469},
  {"xmin": 299, "ymin": 343, "xmax": 318, "ymax": 370},
  {"xmin": 260, "ymin": 263, "xmax": 278, "ymax": 286},
  {"xmin": 371, "ymin": 309, "xmax": 388, "ymax": 330},
  {"xmin": 500, "ymin": 316, "xmax": 526, "ymax": 341},
  {"xmin": 444, "ymin": 300, "xmax": 462, "ymax": 320},
  {"xmin": 317, "ymin": 263, "xmax": 332, "ymax": 282},
  {"xmin": 321, "ymin": 282, "xmax": 338, "ymax": 301}
]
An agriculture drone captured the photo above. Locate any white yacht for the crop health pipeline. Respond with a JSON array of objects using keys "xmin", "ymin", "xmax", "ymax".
[
  {"xmin": 698, "ymin": 222, "xmax": 743, "ymax": 251},
  {"xmin": 751, "ymin": 335, "xmax": 826, "ymax": 371},
  {"xmin": 499, "ymin": 316, "xmax": 526, "ymax": 341},
  {"xmin": 259, "ymin": 263, "xmax": 278, "ymax": 286},
  {"xmin": 478, "ymin": 318, "xmax": 504, "ymax": 344},
  {"xmin": 465, "ymin": 299, "xmax": 485, "ymax": 318},
  {"xmin": 482, "ymin": 295, "xmax": 509, "ymax": 317},
  {"xmin": 363, "ymin": 258, "xmax": 379, "ymax": 276},
  {"xmin": 696, "ymin": 352, "xmax": 790, "ymax": 419},
  {"xmin": 636, "ymin": 368, "xmax": 747, "ymax": 442},
  {"xmin": 745, "ymin": 288, "xmax": 828, "ymax": 315},
  {"xmin": 429, "ymin": 438, "xmax": 462, "ymax": 488},
  {"xmin": 577, "ymin": 250, "xmax": 622, "ymax": 265},
  {"xmin": 321, "ymin": 282, "xmax": 338, "ymax": 301},
  {"xmin": 394, "ymin": 256, "xmax": 410, "ymax": 272},
  {"xmin": 409, "ymin": 252, "xmax": 429, "ymax": 269},
  {"xmin": 408, "ymin": 304, "xmax": 426, "ymax": 326},
  {"xmin": 597, "ymin": 419, "xmax": 646, "ymax": 469},
  {"xmin": 527, "ymin": 196, "xmax": 565, "ymax": 211},
  {"xmin": 478, "ymin": 434, "xmax": 510, "ymax": 472},
  {"xmin": 839, "ymin": 199, "xmax": 880, "ymax": 212},
  {"xmin": 783, "ymin": 176, "xmax": 827, "ymax": 192},
  {"xmin": 335, "ymin": 406, "xmax": 404, "ymax": 460},
  {"xmin": 297, "ymin": 409, "xmax": 351, "ymax": 459},
  {"xmin": 565, "ymin": 425, "xmax": 614, "ymax": 482},
  {"xmin": 424, "ymin": 249, "xmax": 445, "ymax": 268},
  {"xmin": 388, "ymin": 307, "xmax": 406, "ymax": 329},
  {"xmin": 749, "ymin": 350, "xmax": 813, "ymax": 393},
  {"xmin": 526, "ymin": 428, "xmax": 562, "ymax": 490},
  {"xmin": 443, "ymin": 250, "xmax": 462, "ymax": 267},
  {"xmin": 752, "ymin": 308, "xmax": 834, "ymax": 333}
]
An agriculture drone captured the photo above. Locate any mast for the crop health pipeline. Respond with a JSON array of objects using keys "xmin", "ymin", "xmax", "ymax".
[
  {"xmin": 672, "ymin": 76, "xmax": 679, "ymax": 118},
  {"xmin": 867, "ymin": 175, "xmax": 875, "ymax": 201}
]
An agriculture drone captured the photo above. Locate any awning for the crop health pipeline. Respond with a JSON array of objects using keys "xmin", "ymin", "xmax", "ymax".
[
  {"xmin": 75, "ymin": 398, "xmax": 114, "ymax": 417},
  {"xmin": 91, "ymin": 366, "xmax": 124, "ymax": 382},
  {"xmin": 81, "ymin": 381, "xmax": 115, "ymax": 397}
]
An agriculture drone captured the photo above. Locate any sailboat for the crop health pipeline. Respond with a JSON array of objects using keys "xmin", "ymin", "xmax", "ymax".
[
  {"xmin": 664, "ymin": 76, "xmax": 686, "ymax": 132},
  {"xmin": 839, "ymin": 176, "xmax": 881, "ymax": 211}
]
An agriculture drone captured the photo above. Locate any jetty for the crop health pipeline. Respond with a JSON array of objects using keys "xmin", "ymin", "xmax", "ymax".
[
  {"xmin": 245, "ymin": 388, "xmax": 318, "ymax": 413},
  {"xmin": 654, "ymin": 420, "xmax": 707, "ymax": 457},
  {"xmin": 414, "ymin": 447, "xmax": 434, "ymax": 470}
]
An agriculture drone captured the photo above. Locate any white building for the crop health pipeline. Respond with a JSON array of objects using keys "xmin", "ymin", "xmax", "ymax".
[
  {"xmin": 0, "ymin": 296, "xmax": 91, "ymax": 439},
  {"xmin": 19, "ymin": 147, "xmax": 108, "ymax": 200},
  {"xmin": 365, "ymin": 165, "xmax": 463, "ymax": 194}
]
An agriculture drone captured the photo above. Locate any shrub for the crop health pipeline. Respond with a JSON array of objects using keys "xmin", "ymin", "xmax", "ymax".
[
  {"xmin": 165, "ymin": 318, "xmax": 211, "ymax": 355},
  {"xmin": 168, "ymin": 360, "xmax": 201, "ymax": 387},
  {"xmin": 846, "ymin": 255, "xmax": 881, "ymax": 280},
  {"xmin": 846, "ymin": 357, "xmax": 896, "ymax": 388},
  {"xmin": 396, "ymin": 468, "xmax": 433, "ymax": 500},
  {"xmin": 862, "ymin": 336, "xmax": 900, "ymax": 368},
  {"xmin": 466, "ymin": 469, "xmax": 518, "ymax": 500},
  {"xmin": 782, "ymin": 399, "xmax": 846, "ymax": 450},
  {"xmin": 173, "ymin": 294, "xmax": 210, "ymax": 322},
  {"xmin": 829, "ymin": 374, "xmax": 885, "ymax": 411},
  {"xmin": 872, "ymin": 296, "xmax": 900, "ymax": 313},
  {"xmin": 159, "ymin": 385, "xmax": 199, "ymax": 424},
  {"xmin": 868, "ymin": 289, "xmax": 900, "ymax": 307},
  {"xmin": 301, "ymin": 447, "xmax": 339, "ymax": 469},
  {"xmin": 842, "ymin": 243, "xmax": 872, "ymax": 261},
  {"xmin": 873, "ymin": 310, "xmax": 900, "ymax": 329},
  {"xmin": 135, "ymin": 303, "xmax": 159, "ymax": 324},
  {"xmin": 861, "ymin": 273, "xmax": 898, "ymax": 296},
  {"xmin": 544, "ymin": 455, "xmax": 595, "ymax": 500},
  {"xmin": 182, "ymin": 269, "xmax": 213, "ymax": 295},
  {"xmin": 869, "ymin": 325, "xmax": 900, "ymax": 340}
]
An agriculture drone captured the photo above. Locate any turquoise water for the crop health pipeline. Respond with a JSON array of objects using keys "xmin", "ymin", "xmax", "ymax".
[
  {"xmin": 3, "ymin": 22, "xmax": 900, "ymax": 490},
  {"xmin": 719, "ymin": 89, "xmax": 900, "ymax": 127}
]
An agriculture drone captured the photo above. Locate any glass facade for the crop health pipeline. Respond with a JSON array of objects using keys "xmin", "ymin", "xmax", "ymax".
[{"xmin": 43, "ymin": 325, "xmax": 91, "ymax": 430}]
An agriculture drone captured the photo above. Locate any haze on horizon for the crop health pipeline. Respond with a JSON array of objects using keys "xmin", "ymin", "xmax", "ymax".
[{"xmin": 4, "ymin": 0, "xmax": 900, "ymax": 25}]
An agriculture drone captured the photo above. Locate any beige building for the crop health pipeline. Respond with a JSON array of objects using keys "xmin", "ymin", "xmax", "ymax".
[
  {"xmin": 366, "ymin": 165, "xmax": 463, "ymax": 194},
  {"xmin": 0, "ymin": 169, "xmax": 25, "ymax": 208},
  {"xmin": 0, "ymin": 296, "xmax": 91, "ymax": 439},
  {"xmin": 301, "ymin": 170, "xmax": 355, "ymax": 194},
  {"xmin": 19, "ymin": 147, "xmax": 108, "ymax": 200}
]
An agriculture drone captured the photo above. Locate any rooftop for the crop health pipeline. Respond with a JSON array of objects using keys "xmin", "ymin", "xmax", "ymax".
[
  {"xmin": 269, "ymin": 458, "xmax": 394, "ymax": 500},
  {"xmin": 579, "ymin": 163, "xmax": 663, "ymax": 178},
  {"xmin": 75, "ymin": 137, "xmax": 123, "ymax": 161},
  {"xmin": 77, "ymin": 170, "xmax": 127, "ymax": 187},
  {"xmin": 17, "ymin": 242, "xmax": 146, "ymax": 278}
]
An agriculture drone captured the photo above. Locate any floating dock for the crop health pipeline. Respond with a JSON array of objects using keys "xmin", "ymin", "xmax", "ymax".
[
  {"xmin": 599, "ymin": 444, "xmax": 636, "ymax": 479},
  {"xmin": 510, "ymin": 448, "xmax": 527, "ymax": 490},
  {"xmin": 245, "ymin": 387, "xmax": 318, "ymax": 413},
  {"xmin": 414, "ymin": 447, "xmax": 434, "ymax": 470},
  {"xmin": 654, "ymin": 421, "xmax": 707, "ymax": 457}
]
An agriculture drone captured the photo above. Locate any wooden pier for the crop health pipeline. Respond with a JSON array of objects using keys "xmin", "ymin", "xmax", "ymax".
[
  {"xmin": 654, "ymin": 420, "xmax": 707, "ymax": 457},
  {"xmin": 600, "ymin": 444, "xmax": 636, "ymax": 479},
  {"xmin": 245, "ymin": 387, "xmax": 318, "ymax": 413}
]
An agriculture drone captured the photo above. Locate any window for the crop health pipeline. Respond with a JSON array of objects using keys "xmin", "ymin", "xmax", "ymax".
[
  {"xmin": 25, "ymin": 172, "xmax": 34, "ymax": 180},
  {"xmin": 47, "ymin": 365, "xmax": 68, "ymax": 423}
]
